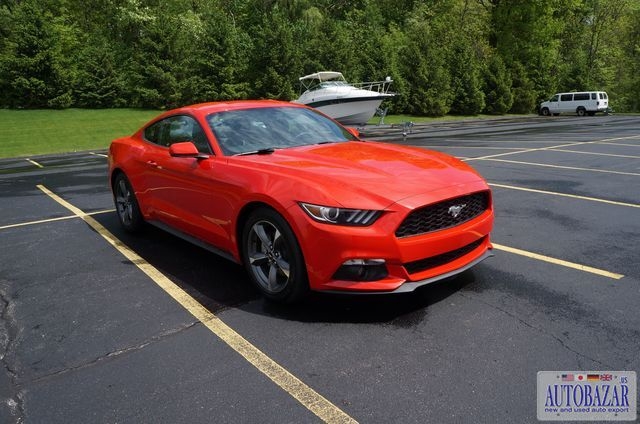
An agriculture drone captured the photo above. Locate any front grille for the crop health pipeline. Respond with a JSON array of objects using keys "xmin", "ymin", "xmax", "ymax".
[
  {"xmin": 403, "ymin": 237, "xmax": 485, "ymax": 275},
  {"xmin": 395, "ymin": 191, "xmax": 490, "ymax": 238}
]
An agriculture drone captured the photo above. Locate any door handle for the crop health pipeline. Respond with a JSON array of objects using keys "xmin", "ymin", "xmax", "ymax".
[{"xmin": 146, "ymin": 160, "xmax": 158, "ymax": 167}]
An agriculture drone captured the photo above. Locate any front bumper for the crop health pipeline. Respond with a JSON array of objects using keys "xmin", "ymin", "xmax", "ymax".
[
  {"xmin": 287, "ymin": 183, "xmax": 494, "ymax": 293},
  {"xmin": 322, "ymin": 248, "xmax": 493, "ymax": 294}
]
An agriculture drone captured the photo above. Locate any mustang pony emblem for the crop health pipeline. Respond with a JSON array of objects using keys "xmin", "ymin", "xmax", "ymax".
[{"xmin": 448, "ymin": 204, "xmax": 467, "ymax": 218}]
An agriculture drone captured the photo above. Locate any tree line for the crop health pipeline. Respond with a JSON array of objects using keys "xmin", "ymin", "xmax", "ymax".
[{"xmin": 0, "ymin": 0, "xmax": 638, "ymax": 115}]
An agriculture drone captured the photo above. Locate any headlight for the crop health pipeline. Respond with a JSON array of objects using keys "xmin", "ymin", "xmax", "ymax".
[{"xmin": 299, "ymin": 202, "xmax": 382, "ymax": 226}]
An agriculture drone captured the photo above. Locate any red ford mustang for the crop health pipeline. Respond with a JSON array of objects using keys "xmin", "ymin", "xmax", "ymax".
[{"xmin": 108, "ymin": 100, "xmax": 493, "ymax": 303}]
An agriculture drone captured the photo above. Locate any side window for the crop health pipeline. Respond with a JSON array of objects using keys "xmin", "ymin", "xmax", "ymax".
[
  {"xmin": 574, "ymin": 93, "xmax": 589, "ymax": 101},
  {"xmin": 143, "ymin": 119, "xmax": 171, "ymax": 147},
  {"xmin": 550, "ymin": 95, "xmax": 559, "ymax": 102},
  {"xmin": 144, "ymin": 121, "xmax": 162, "ymax": 144},
  {"xmin": 190, "ymin": 121, "xmax": 211, "ymax": 154},
  {"xmin": 560, "ymin": 94, "xmax": 573, "ymax": 101},
  {"xmin": 143, "ymin": 115, "xmax": 212, "ymax": 153},
  {"xmin": 591, "ymin": 93, "xmax": 597, "ymax": 100}
]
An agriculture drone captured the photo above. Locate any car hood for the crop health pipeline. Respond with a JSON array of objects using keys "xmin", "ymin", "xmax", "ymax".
[{"xmin": 231, "ymin": 141, "xmax": 487, "ymax": 208}]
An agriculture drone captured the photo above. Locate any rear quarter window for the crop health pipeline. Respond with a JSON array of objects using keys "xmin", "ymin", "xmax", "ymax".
[{"xmin": 144, "ymin": 122, "xmax": 162, "ymax": 144}]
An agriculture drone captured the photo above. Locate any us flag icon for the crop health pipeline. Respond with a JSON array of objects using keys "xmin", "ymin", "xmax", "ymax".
[{"xmin": 562, "ymin": 374, "xmax": 574, "ymax": 381}]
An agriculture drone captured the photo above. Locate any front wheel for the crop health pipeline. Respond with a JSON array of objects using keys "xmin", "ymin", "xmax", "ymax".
[
  {"xmin": 242, "ymin": 208, "xmax": 309, "ymax": 303},
  {"xmin": 113, "ymin": 173, "xmax": 144, "ymax": 232},
  {"xmin": 541, "ymin": 107, "xmax": 550, "ymax": 116}
]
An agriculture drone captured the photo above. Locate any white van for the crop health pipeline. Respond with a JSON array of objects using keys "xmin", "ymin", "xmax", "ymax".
[{"xmin": 539, "ymin": 91, "xmax": 608, "ymax": 116}]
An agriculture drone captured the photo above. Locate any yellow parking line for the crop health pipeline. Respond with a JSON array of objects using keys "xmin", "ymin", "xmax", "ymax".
[
  {"xmin": 492, "ymin": 243, "xmax": 624, "ymax": 280},
  {"xmin": 26, "ymin": 158, "xmax": 43, "ymax": 168},
  {"xmin": 550, "ymin": 149, "xmax": 640, "ymax": 159},
  {"xmin": 0, "ymin": 215, "xmax": 77, "ymax": 230},
  {"xmin": 479, "ymin": 158, "xmax": 640, "ymax": 177},
  {"xmin": 489, "ymin": 183, "xmax": 640, "ymax": 209},
  {"xmin": 36, "ymin": 184, "xmax": 357, "ymax": 424},
  {"xmin": 0, "ymin": 210, "xmax": 115, "ymax": 231}
]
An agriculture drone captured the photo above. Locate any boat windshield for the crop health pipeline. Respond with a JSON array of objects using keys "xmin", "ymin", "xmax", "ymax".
[
  {"xmin": 207, "ymin": 106, "xmax": 357, "ymax": 156},
  {"xmin": 305, "ymin": 80, "xmax": 349, "ymax": 92}
]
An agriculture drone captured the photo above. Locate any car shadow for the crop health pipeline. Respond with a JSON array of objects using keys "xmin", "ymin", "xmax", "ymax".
[
  {"xmin": 240, "ymin": 270, "xmax": 477, "ymax": 325},
  {"xmin": 96, "ymin": 212, "xmax": 477, "ymax": 326}
]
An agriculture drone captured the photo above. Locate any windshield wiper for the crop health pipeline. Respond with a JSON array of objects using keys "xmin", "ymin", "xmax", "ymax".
[{"xmin": 235, "ymin": 148, "xmax": 276, "ymax": 156}]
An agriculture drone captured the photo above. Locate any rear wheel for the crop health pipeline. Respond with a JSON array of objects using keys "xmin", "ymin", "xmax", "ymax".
[
  {"xmin": 113, "ymin": 173, "xmax": 144, "ymax": 232},
  {"xmin": 242, "ymin": 207, "xmax": 309, "ymax": 303},
  {"xmin": 577, "ymin": 107, "xmax": 586, "ymax": 117}
]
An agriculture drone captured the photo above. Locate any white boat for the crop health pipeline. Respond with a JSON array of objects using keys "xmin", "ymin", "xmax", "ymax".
[{"xmin": 292, "ymin": 71, "xmax": 395, "ymax": 126}]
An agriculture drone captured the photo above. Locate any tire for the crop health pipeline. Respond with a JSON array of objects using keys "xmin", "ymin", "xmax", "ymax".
[
  {"xmin": 113, "ymin": 173, "xmax": 144, "ymax": 232},
  {"xmin": 577, "ymin": 107, "xmax": 586, "ymax": 117},
  {"xmin": 541, "ymin": 107, "xmax": 550, "ymax": 116},
  {"xmin": 242, "ymin": 207, "xmax": 309, "ymax": 303}
]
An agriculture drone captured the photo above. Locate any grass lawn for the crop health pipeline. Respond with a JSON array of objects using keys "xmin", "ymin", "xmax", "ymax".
[
  {"xmin": 0, "ymin": 108, "xmax": 533, "ymax": 159},
  {"xmin": 0, "ymin": 108, "xmax": 159, "ymax": 158}
]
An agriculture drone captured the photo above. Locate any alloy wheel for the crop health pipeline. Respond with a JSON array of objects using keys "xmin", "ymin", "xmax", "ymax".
[{"xmin": 246, "ymin": 220, "xmax": 292, "ymax": 294}]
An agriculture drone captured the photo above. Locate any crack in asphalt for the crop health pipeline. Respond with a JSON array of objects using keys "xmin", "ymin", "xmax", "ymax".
[
  {"xmin": 459, "ymin": 292, "xmax": 611, "ymax": 369},
  {"xmin": 29, "ymin": 320, "xmax": 200, "ymax": 385},
  {"xmin": 0, "ymin": 285, "xmax": 25, "ymax": 424},
  {"xmin": 0, "ymin": 278, "xmax": 200, "ymax": 423}
]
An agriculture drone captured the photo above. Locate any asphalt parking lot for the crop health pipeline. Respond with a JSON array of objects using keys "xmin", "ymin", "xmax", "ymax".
[{"xmin": 1, "ymin": 115, "xmax": 638, "ymax": 423}]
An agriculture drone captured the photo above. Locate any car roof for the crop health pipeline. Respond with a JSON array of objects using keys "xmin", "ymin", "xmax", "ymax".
[{"xmin": 134, "ymin": 100, "xmax": 313, "ymax": 136}]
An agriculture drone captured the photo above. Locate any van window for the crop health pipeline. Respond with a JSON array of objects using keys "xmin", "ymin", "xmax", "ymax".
[
  {"xmin": 574, "ymin": 93, "xmax": 589, "ymax": 101},
  {"xmin": 591, "ymin": 93, "xmax": 597, "ymax": 100},
  {"xmin": 560, "ymin": 94, "xmax": 573, "ymax": 101},
  {"xmin": 550, "ymin": 95, "xmax": 559, "ymax": 102},
  {"xmin": 600, "ymin": 93, "xmax": 607, "ymax": 99}
]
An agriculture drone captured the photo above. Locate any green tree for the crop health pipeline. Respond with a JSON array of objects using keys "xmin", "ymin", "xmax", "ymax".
[
  {"xmin": 449, "ymin": 41, "xmax": 485, "ymax": 115},
  {"xmin": 482, "ymin": 0, "xmax": 562, "ymax": 107},
  {"xmin": 0, "ymin": 0, "xmax": 80, "ymax": 108},
  {"xmin": 400, "ymin": 3, "xmax": 454, "ymax": 116},
  {"xmin": 611, "ymin": 2, "xmax": 640, "ymax": 111},
  {"xmin": 509, "ymin": 61, "xmax": 536, "ymax": 113},
  {"xmin": 483, "ymin": 54, "xmax": 513, "ymax": 114},
  {"xmin": 75, "ymin": 39, "xmax": 127, "ymax": 108},
  {"xmin": 244, "ymin": 4, "xmax": 303, "ymax": 99}
]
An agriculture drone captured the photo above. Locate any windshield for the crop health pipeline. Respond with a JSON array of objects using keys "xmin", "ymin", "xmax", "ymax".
[{"xmin": 207, "ymin": 106, "xmax": 356, "ymax": 156}]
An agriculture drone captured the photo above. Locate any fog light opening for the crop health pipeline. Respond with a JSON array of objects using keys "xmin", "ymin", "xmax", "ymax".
[{"xmin": 333, "ymin": 259, "xmax": 388, "ymax": 282}]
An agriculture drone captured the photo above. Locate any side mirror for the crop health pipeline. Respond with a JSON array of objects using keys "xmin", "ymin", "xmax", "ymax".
[
  {"xmin": 169, "ymin": 142, "xmax": 208, "ymax": 159},
  {"xmin": 346, "ymin": 127, "xmax": 360, "ymax": 138}
]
